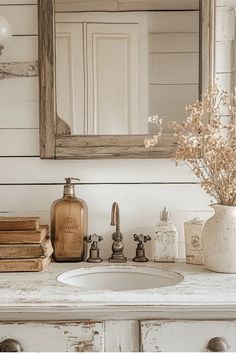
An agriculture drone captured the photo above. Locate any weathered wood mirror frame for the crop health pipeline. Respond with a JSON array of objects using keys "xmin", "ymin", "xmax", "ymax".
[{"xmin": 38, "ymin": 0, "xmax": 215, "ymax": 159}]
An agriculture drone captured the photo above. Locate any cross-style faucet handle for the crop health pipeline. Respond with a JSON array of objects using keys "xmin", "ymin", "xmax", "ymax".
[
  {"xmin": 84, "ymin": 234, "xmax": 103, "ymax": 243},
  {"xmin": 84, "ymin": 234, "xmax": 103, "ymax": 263},
  {"xmin": 133, "ymin": 234, "xmax": 151, "ymax": 244},
  {"xmin": 133, "ymin": 234, "xmax": 151, "ymax": 262}
]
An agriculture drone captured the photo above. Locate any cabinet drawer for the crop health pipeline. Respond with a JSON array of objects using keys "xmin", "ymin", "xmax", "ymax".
[
  {"xmin": 0, "ymin": 321, "xmax": 104, "ymax": 352},
  {"xmin": 141, "ymin": 320, "xmax": 236, "ymax": 352}
]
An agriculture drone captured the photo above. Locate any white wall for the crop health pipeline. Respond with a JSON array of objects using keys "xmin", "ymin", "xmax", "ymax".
[
  {"xmin": 215, "ymin": 0, "xmax": 236, "ymax": 92},
  {"xmin": 0, "ymin": 0, "xmax": 233, "ymax": 261}
]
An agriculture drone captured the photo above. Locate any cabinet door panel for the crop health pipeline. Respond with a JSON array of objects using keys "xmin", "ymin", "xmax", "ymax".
[
  {"xmin": 87, "ymin": 23, "xmax": 140, "ymax": 135},
  {"xmin": 104, "ymin": 320, "xmax": 139, "ymax": 352},
  {"xmin": 141, "ymin": 320, "xmax": 236, "ymax": 352},
  {"xmin": 0, "ymin": 321, "xmax": 104, "ymax": 352}
]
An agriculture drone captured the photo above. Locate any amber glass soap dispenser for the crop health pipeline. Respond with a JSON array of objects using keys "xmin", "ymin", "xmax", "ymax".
[{"xmin": 51, "ymin": 177, "xmax": 88, "ymax": 262}]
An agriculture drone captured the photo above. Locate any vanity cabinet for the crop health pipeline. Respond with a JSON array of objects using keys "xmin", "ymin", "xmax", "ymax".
[
  {"xmin": 0, "ymin": 321, "xmax": 104, "ymax": 352},
  {"xmin": 0, "ymin": 262, "xmax": 235, "ymax": 352},
  {"xmin": 1, "ymin": 319, "xmax": 235, "ymax": 352},
  {"xmin": 140, "ymin": 320, "xmax": 235, "ymax": 352}
]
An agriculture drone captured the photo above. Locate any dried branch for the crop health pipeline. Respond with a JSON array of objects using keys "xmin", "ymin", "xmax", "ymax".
[{"xmin": 172, "ymin": 86, "xmax": 236, "ymax": 206}]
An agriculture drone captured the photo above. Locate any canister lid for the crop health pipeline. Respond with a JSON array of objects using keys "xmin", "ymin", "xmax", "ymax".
[{"xmin": 185, "ymin": 217, "xmax": 204, "ymax": 225}]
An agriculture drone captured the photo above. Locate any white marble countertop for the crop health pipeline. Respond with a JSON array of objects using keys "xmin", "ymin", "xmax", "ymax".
[{"xmin": 1, "ymin": 261, "xmax": 236, "ymax": 321}]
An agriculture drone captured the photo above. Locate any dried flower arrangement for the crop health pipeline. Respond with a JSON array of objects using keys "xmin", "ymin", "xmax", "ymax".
[{"xmin": 172, "ymin": 86, "xmax": 236, "ymax": 206}]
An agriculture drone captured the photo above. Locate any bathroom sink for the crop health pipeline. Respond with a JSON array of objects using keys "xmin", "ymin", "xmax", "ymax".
[{"xmin": 57, "ymin": 265, "xmax": 183, "ymax": 291}]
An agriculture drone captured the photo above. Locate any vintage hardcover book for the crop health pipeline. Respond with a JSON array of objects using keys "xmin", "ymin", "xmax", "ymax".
[
  {"xmin": 0, "ymin": 237, "xmax": 53, "ymax": 259},
  {"xmin": 0, "ymin": 257, "xmax": 51, "ymax": 272},
  {"xmin": 0, "ymin": 225, "xmax": 49, "ymax": 244},
  {"xmin": 0, "ymin": 217, "xmax": 40, "ymax": 231}
]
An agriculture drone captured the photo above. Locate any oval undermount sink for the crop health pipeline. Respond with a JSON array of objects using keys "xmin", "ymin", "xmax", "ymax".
[{"xmin": 57, "ymin": 265, "xmax": 183, "ymax": 291}]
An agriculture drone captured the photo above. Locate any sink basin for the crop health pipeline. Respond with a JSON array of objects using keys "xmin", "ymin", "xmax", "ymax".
[{"xmin": 57, "ymin": 265, "xmax": 183, "ymax": 291}]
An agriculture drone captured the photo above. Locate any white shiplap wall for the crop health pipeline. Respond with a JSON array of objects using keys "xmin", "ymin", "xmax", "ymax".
[
  {"xmin": 0, "ymin": 0, "xmax": 233, "ymax": 261},
  {"xmin": 148, "ymin": 11, "xmax": 199, "ymax": 130}
]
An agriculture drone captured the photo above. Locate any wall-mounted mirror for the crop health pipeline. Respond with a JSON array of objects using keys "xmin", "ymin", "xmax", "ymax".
[{"xmin": 38, "ymin": 0, "xmax": 215, "ymax": 159}]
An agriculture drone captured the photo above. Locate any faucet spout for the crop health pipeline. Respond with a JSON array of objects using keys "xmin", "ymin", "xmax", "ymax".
[
  {"xmin": 110, "ymin": 202, "xmax": 120, "ymax": 233},
  {"xmin": 109, "ymin": 202, "xmax": 127, "ymax": 263}
]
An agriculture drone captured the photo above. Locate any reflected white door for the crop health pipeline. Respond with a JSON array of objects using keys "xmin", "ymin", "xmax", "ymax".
[
  {"xmin": 56, "ymin": 23, "xmax": 85, "ymax": 134},
  {"xmin": 56, "ymin": 15, "xmax": 148, "ymax": 135},
  {"xmin": 86, "ymin": 23, "xmax": 140, "ymax": 135}
]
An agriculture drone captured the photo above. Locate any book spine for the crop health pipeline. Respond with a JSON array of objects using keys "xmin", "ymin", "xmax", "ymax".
[
  {"xmin": 0, "ymin": 221, "xmax": 39, "ymax": 231},
  {"xmin": 0, "ymin": 239, "xmax": 53, "ymax": 259},
  {"xmin": 0, "ymin": 226, "xmax": 49, "ymax": 244},
  {"xmin": 0, "ymin": 258, "xmax": 51, "ymax": 272}
]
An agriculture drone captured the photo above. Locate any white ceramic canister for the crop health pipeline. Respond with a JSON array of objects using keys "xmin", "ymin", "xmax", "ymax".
[{"xmin": 202, "ymin": 204, "xmax": 236, "ymax": 273}]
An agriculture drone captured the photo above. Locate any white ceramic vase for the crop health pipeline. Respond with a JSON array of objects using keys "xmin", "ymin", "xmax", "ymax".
[{"xmin": 202, "ymin": 204, "xmax": 236, "ymax": 273}]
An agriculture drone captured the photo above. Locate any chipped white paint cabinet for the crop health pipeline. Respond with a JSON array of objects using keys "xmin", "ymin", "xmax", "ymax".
[
  {"xmin": 0, "ymin": 320, "xmax": 140, "ymax": 352},
  {"xmin": 2, "ymin": 319, "xmax": 236, "ymax": 353},
  {"xmin": 141, "ymin": 320, "xmax": 236, "ymax": 352},
  {"xmin": 0, "ymin": 322, "xmax": 104, "ymax": 352}
]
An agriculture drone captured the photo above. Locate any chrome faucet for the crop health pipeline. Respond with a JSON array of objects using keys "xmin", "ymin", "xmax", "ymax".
[{"xmin": 109, "ymin": 202, "xmax": 127, "ymax": 263}]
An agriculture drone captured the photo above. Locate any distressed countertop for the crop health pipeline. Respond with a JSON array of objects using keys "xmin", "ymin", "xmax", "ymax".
[{"xmin": 1, "ymin": 261, "xmax": 236, "ymax": 321}]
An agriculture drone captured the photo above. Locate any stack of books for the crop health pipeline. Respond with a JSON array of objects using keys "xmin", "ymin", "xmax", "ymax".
[{"xmin": 0, "ymin": 217, "xmax": 53, "ymax": 272}]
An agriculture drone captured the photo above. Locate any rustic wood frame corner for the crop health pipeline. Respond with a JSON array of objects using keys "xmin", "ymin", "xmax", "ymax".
[{"xmin": 38, "ymin": 0, "xmax": 215, "ymax": 160}]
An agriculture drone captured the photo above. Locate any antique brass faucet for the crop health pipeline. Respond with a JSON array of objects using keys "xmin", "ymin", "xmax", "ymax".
[{"xmin": 109, "ymin": 202, "xmax": 127, "ymax": 263}]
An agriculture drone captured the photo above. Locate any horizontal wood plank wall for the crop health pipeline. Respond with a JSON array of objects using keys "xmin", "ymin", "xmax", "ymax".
[
  {"xmin": 148, "ymin": 11, "xmax": 199, "ymax": 129},
  {"xmin": 0, "ymin": 3, "xmax": 38, "ymax": 155},
  {"xmin": 1, "ymin": 1, "xmax": 231, "ymax": 260},
  {"xmin": 0, "ymin": 184, "xmax": 211, "ymax": 259}
]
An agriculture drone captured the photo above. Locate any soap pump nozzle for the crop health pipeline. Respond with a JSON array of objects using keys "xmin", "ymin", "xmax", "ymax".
[
  {"xmin": 64, "ymin": 177, "xmax": 80, "ymax": 196},
  {"xmin": 160, "ymin": 207, "xmax": 170, "ymax": 221}
]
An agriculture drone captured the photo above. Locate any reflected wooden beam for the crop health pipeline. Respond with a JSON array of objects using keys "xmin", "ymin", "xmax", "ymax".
[
  {"xmin": 199, "ymin": 0, "xmax": 216, "ymax": 96},
  {"xmin": 55, "ymin": 0, "xmax": 199, "ymax": 12},
  {"xmin": 0, "ymin": 62, "xmax": 38, "ymax": 80}
]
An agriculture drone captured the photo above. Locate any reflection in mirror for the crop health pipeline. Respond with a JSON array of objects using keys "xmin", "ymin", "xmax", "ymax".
[{"xmin": 55, "ymin": 0, "xmax": 199, "ymax": 135}]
